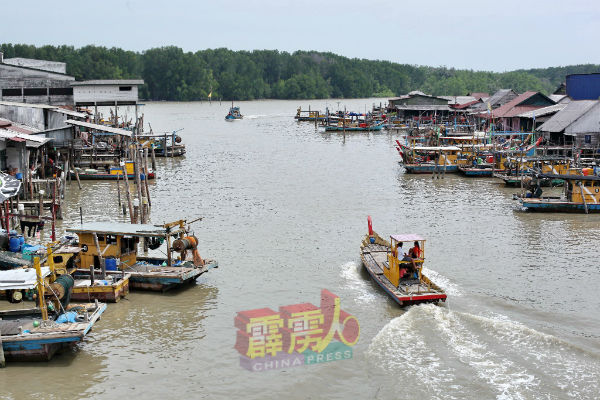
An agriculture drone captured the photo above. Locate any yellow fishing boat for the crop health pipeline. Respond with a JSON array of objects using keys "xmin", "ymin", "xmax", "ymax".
[{"xmin": 360, "ymin": 217, "xmax": 447, "ymax": 306}]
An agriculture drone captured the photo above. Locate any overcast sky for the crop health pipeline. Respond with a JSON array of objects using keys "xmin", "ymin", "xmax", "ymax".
[{"xmin": 2, "ymin": 0, "xmax": 599, "ymax": 71}]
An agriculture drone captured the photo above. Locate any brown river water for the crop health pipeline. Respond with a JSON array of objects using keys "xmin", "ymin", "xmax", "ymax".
[{"xmin": 1, "ymin": 99, "xmax": 599, "ymax": 399}]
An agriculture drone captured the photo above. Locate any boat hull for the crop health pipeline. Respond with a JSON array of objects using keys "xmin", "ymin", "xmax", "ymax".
[
  {"xmin": 70, "ymin": 172, "xmax": 156, "ymax": 180},
  {"xmin": 458, "ymin": 167, "xmax": 494, "ymax": 177},
  {"xmin": 1, "ymin": 303, "xmax": 106, "ymax": 362},
  {"xmin": 127, "ymin": 260, "xmax": 218, "ymax": 292},
  {"xmin": 324, "ymin": 124, "xmax": 384, "ymax": 132},
  {"xmin": 520, "ymin": 199, "xmax": 600, "ymax": 213},
  {"xmin": 404, "ymin": 164, "xmax": 458, "ymax": 174}
]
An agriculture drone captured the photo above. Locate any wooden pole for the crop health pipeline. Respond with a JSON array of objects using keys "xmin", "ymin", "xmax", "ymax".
[
  {"xmin": 150, "ymin": 145, "xmax": 157, "ymax": 171},
  {"xmin": 134, "ymin": 147, "xmax": 144, "ymax": 224},
  {"xmin": 0, "ymin": 326, "xmax": 4, "ymax": 368},
  {"xmin": 34, "ymin": 257, "xmax": 48, "ymax": 321},
  {"xmin": 116, "ymin": 171, "xmax": 122, "ymax": 209},
  {"xmin": 122, "ymin": 164, "xmax": 134, "ymax": 223},
  {"xmin": 74, "ymin": 167, "xmax": 82, "ymax": 190},
  {"xmin": 93, "ymin": 233, "xmax": 106, "ymax": 279},
  {"xmin": 51, "ymin": 180, "xmax": 56, "ymax": 240},
  {"xmin": 143, "ymin": 148, "xmax": 151, "ymax": 208}
]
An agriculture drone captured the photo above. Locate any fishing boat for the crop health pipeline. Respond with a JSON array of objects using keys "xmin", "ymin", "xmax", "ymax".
[
  {"xmin": 0, "ymin": 259, "xmax": 106, "ymax": 363},
  {"xmin": 324, "ymin": 120, "xmax": 385, "ymax": 132},
  {"xmin": 225, "ymin": 105, "xmax": 243, "ymax": 120},
  {"xmin": 66, "ymin": 219, "xmax": 218, "ymax": 292},
  {"xmin": 294, "ymin": 108, "xmax": 326, "ymax": 122},
  {"xmin": 398, "ymin": 145, "xmax": 465, "ymax": 174},
  {"xmin": 519, "ymin": 173, "xmax": 600, "ymax": 213},
  {"xmin": 360, "ymin": 217, "xmax": 447, "ymax": 306},
  {"xmin": 493, "ymin": 157, "xmax": 572, "ymax": 187},
  {"xmin": 70, "ymin": 161, "xmax": 155, "ymax": 180},
  {"xmin": 138, "ymin": 132, "xmax": 186, "ymax": 157}
]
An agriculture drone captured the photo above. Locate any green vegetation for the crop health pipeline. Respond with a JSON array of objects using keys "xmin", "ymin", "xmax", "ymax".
[{"xmin": 1, "ymin": 44, "xmax": 599, "ymax": 101}]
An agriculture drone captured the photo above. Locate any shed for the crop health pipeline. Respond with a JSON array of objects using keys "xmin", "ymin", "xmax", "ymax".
[
  {"xmin": 566, "ymin": 73, "xmax": 600, "ymax": 100},
  {"xmin": 71, "ymin": 80, "xmax": 144, "ymax": 106}
]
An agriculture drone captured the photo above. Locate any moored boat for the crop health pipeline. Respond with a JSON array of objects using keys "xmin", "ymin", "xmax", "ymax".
[
  {"xmin": 66, "ymin": 220, "xmax": 218, "ymax": 292},
  {"xmin": 0, "ymin": 258, "xmax": 106, "ymax": 363},
  {"xmin": 360, "ymin": 217, "xmax": 447, "ymax": 306},
  {"xmin": 519, "ymin": 173, "xmax": 600, "ymax": 213},
  {"xmin": 324, "ymin": 120, "xmax": 384, "ymax": 132}
]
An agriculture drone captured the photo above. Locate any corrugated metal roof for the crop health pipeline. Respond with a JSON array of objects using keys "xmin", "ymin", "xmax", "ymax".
[
  {"xmin": 469, "ymin": 92, "xmax": 490, "ymax": 100},
  {"xmin": 395, "ymin": 105, "xmax": 452, "ymax": 111},
  {"xmin": 472, "ymin": 89, "xmax": 517, "ymax": 111},
  {"xmin": 65, "ymin": 120, "xmax": 132, "ymax": 137},
  {"xmin": 517, "ymin": 103, "xmax": 567, "ymax": 118},
  {"xmin": 0, "ymin": 100, "xmax": 56, "ymax": 109},
  {"xmin": 67, "ymin": 222, "xmax": 167, "ymax": 237},
  {"xmin": 490, "ymin": 91, "xmax": 537, "ymax": 117},
  {"xmin": 0, "ymin": 101, "xmax": 87, "ymax": 118},
  {"xmin": 549, "ymin": 94, "xmax": 566, "ymax": 103},
  {"xmin": 538, "ymin": 100, "xmax": 598, "ymax": 133},
  {"xmin": 70, "ymin": 79, "xmax": 144, "ymax": 86},
  {"xmin": 439, "ymin": 96, "xmax": 476, "ymax": 105}
]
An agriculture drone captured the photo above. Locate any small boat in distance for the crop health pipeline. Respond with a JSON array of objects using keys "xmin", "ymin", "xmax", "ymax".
[
  {"xmin": 360, "ymin": 216, "xmax": 447, "ymax": 307},
  {"xmin": 225, "ymin": 103, "xmax": 243, "ymax": 120}
]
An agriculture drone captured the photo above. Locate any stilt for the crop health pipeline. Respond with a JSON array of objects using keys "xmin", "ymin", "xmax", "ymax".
[{"xmin": 0, "ymin": 328, "xmax": 5, "ymax": 368}]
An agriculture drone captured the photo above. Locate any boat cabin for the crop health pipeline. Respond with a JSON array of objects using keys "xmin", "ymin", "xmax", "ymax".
[
  {"xmin": 385, "ymin": 234, "xmax": 425, "ymax": 287},
  {"xmin": 66, "ymin": 221, "xmax": 187, "ymax": 270}
]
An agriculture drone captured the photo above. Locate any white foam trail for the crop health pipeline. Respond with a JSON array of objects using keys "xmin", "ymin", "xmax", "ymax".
[
  {"xmin": 339, "ymin": 261, "xmax": 376, "ymax": 303},
  {"xmin": 244, "ymin": 114, "xmax": 266, "ymax": 119},
  {"xmin": 422, "ymin": 267, "xmax": 464, "ymax": 297},
  {"xmin": 367, "ymin": 305, "xmax": 600, "ymax": 399}
]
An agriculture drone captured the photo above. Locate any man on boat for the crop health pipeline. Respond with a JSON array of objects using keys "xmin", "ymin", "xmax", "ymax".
[{"xmin": 398, "ymin": 242, "xmax": 418, "ymax": 279}]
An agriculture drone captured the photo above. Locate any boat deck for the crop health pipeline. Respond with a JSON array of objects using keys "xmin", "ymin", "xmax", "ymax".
[{"xmin": 362, "ymin": 243, "xmax": 442, "ymax": 299}]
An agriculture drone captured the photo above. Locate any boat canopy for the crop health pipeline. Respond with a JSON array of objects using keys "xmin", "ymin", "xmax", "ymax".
[
  {"xmin": 412, "ymin": 146, "xmax": 461, "ymax": 151},
  {"xmin": 537, "ymin": 173, "xmax": 600, "ymax": 181},
  {"xmin": 0, "ymin": 267, "xmax": 51, "ymax": 290},
  {"xmin": 390, "ymin": 234, "xmax": 426, "ymax": 242},
  {"xmin": 67, "ymin": 222, "xmax": 170, "ymax": 237}
]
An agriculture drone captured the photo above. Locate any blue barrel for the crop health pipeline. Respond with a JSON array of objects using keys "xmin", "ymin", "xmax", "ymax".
[
  {"xmin": 15, "ymin": 172, "xmax": 23, "ymax": 180},
  {"xmin": 105, "ymin": 258, "xmax": 118, "ymax": 271},
  {"xmin": 18, "ymin": 235, "xmax": 25, "ymax": 247},
  {"xmin": 140, "ymin": 173, "xmax": 146, "ymax": 181},
  {"xmin": 9, "ymin": 236, "xmax": 21, "ymax": 252}
]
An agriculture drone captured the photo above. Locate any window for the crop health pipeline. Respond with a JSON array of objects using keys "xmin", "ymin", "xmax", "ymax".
[
  {"xmin": 49, "ymin": 87, "xmax": 73, "ymax": 95},
  {"xmin": 119, "ymin": 86, "xmax": 132, "ymax": 91},
  {"xmin": 0, "ymin": 149, "xmax": 6, "ymax": 171},
  {"xmin": 53, "ymin": 256, "xmax": 64, "ymax": 264},
  {"xmin": 584, "ymin": 135, "xmax": 592, "ymax": 144},
  {"xmin": 106, "ymin": 235, "xmax": 118, "ymax": 245},
  {"xmin": 23, "ymin": 88, "xmax": 47, "ymax": 96},
  {"xmin": 2, "ymin": 88, "xmax": 21, "ymax": 96}
]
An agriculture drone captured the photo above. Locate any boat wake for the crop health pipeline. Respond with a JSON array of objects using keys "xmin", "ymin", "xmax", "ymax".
[
  {"xmin": 367, "ymin": 304, "xmax": 600, "ymax": 399},
  {"xmin": 244, "ymin": 114, "xmax": 266, "ymax": 119},
  {"xmin": 422, "ymin": 267, "xmax": 464, "ymax": 297},
  {"xmin": 339, "ymin": 261, "xmax": 377, "ymax": 303}
]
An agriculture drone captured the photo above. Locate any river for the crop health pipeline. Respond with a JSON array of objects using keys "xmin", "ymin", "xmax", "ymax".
[{"xmin": 1, "ymin": 99, "xmax": 599, "ymax": 399}]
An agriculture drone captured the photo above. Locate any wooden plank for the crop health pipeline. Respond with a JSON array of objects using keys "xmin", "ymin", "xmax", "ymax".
[{"xmin": 0, "ymin": 327, "xmax": 5, "ymax": 368}]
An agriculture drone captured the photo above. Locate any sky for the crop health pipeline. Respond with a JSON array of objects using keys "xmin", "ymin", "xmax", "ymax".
[{"xmin": 1, "ymin": 0, "xmax": 599, "ymax": 72}]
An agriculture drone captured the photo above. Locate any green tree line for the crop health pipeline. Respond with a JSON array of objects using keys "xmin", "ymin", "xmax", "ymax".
[{"xmin": 1, "ymin": 44, "xmax": 599, "ymax": 101}]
